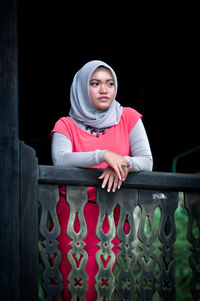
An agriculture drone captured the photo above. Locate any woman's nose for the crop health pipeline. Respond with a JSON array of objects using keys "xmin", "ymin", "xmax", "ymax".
[{"xmin": 99, "ymin": 84, "xmax": 107, "ymax": 93}]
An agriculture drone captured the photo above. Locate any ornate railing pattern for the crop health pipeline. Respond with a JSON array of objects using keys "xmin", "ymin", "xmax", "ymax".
[{"xmin": 38, "ymin": 166, "xmax": 200, "ymax": 301}]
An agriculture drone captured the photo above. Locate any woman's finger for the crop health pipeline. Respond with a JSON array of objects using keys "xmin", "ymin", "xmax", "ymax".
[
  {"xmin": 98, "ymin": 171, "xmax": 106, "ymax": 179},
  {"xmin": 118, "ymin": 165, "xmax": 127, "ymax": 181},
  {"xmin": 101, "ymin": 173, "xmax": 110, "ymax": 189},
  {"xmin": 112, "ymin": 177, "xmax": 119, "ymax": 192},
  {"xmin": 107, "ymin": 174, "xmax": 116, "ymax": 192},
  {"xmin": 111, "ymin": 165, "xmax": 122, "ymax": 180},
  {"xmin": 124, "ymin": 166, "xmax": 132, "ymax": 180},
  {"xmin": 118, "ymin": 179, "xmax": 123, "ymax": 189}
]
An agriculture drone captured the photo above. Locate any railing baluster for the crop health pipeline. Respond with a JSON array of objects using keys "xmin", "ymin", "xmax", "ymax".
[
  {"xmin": 115, "ymin": 189, "xmax": 138, "ymax": 301},
  {"xmin": 157, "ymin": 191, "xmax": 178, "ymax": 301},
  {"xmin": 38, "ymin": 184, "xmax": 62, "ymax": 301},
  {"xmin": 137, "ymin": 190, "xmax": 160, "ymax": 300},
  {"xmin": 95, "ymin": 189, "xmax": 117, "ymax": 300},
  {"xmin": 66, "ymin": 186, "xmax": 88, "ymax": 300}
]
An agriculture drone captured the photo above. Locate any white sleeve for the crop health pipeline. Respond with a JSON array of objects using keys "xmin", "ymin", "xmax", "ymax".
[
  {"xmin": 51, "ymin": 132, "xmax": 106, "ymax": 167},
  {"xmin": 124, "ymin": 119, "xmax": 153, "ymax": 172}
]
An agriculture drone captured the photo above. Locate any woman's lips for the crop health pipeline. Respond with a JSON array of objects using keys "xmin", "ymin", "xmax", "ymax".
[{"xmin": 98, "ymin": 96, "xmax": 109, "ymax": 101}]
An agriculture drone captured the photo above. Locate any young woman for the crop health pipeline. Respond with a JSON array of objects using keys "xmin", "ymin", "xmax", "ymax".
[{"xmin": 51, "ymin": 60, "xmax": 153, "ymax": 300}]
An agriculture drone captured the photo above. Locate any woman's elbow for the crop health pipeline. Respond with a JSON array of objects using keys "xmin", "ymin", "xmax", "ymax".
[
  {"xmin": 130, "ymin": 156, "xmax": 153, "ymax": 172},
  {"xmin": 51, "ymin": 151, "xmax": 67, "ymax": 166}
]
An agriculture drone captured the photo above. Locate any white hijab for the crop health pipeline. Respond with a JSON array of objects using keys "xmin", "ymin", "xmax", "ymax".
[{"xmin": 69, "ymin": 60, "xmax": 122, "ymax": 129}]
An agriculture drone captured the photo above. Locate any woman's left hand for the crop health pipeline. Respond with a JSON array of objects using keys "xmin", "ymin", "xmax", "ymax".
[{"xmin": 98, "ymin": 166, "xmax": 131, "ymax": 192}]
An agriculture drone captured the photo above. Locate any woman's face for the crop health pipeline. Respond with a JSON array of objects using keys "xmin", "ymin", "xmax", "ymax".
[{"xmin": 89, "ymin": 67, "xmax": 116, "ymax": 110}]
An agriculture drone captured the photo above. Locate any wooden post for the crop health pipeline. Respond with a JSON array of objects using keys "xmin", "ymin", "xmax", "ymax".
[
  {"xmin": 20, "ymin": 142, "xmax": 38, "ymax": 301},
  {"xmin": 0, "ymin": 0, "xmax": 20, "ymax": 299}
]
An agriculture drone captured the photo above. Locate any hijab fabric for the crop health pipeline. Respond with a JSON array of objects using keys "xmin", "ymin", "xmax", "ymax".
[{"xmin": 69, "ymin": 60, "xmax": 122, "ymax": 129}]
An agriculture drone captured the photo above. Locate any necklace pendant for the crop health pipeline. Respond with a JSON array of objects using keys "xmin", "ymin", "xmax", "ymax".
[{"xmin": 85, "ymin": 124, "xmax": 107, "ymax": 136}]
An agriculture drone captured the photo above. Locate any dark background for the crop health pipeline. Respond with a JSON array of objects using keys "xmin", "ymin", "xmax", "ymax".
[{"xmin": 17, "ymin": 1, "xmax": 200, "ymax": 173}]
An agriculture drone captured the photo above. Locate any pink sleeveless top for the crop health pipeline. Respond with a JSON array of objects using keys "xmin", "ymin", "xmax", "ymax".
[{"xmin": 51, "ymin": 107, "xmax": 142, "ymax": 201}]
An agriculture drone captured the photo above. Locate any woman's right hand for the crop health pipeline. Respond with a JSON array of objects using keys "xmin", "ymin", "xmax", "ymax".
[{"xmin": 104, "ymin": 150, "xmax": 129, "ymax": 181}]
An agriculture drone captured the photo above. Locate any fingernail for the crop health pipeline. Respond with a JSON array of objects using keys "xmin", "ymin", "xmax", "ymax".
[
  {"xmin": 107, "ymin": 189, "xmax": 110, "ymax": 192},
  {"xmin": 102, "ymin": 185, "xmax": 105, "ymax": 188}
]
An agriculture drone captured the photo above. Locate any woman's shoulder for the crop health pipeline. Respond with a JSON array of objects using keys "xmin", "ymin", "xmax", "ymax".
[
  {"xmin": 51, "ymin": 116, "xmax": 75, "ymax": 138},
  {"xmin": 122, "ymin": 107, "xmax": 143, "ymax": 131},
  {"xmin": 54, "ymin": 116, "xmax": 74, "ymax": 128}
]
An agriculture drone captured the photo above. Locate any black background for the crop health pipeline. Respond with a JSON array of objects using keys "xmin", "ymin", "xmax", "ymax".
[{"xmin": 18, "ymin": 1, "xmax": 200, "ymax": 173}]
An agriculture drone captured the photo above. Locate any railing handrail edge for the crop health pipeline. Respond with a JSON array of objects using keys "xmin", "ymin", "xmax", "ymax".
[{"xmin": 38, "ymin": 165, "xmax": 200, "ymax": 191}]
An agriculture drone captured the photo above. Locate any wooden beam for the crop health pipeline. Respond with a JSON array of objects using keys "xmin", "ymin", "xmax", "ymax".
[{"xmin": 39, "ymin": 165, "xmax": 200, "ymax": 192}]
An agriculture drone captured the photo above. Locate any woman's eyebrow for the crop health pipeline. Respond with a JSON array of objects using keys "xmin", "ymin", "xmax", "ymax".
[{"xmin": 90, "ymin": 78, "xmax": 114, "ymax": 82}]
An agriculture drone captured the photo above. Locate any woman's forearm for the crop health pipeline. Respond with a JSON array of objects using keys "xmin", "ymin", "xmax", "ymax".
[{"xmin": 51, "ymin": 132, "xmax": 106, "ymax": 167}]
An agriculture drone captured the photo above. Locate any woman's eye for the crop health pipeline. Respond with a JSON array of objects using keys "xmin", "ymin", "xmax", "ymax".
[
  {"xmin": 90, "ymin": 82, "xmax": 99, "ymax": 86},
  {"xmin": 107, "ymin": 81, "xmax": 114, "ymax": 87},
  {"xmin": 90, "ymin": 80, "xmax": 114, "ymax": 87}
]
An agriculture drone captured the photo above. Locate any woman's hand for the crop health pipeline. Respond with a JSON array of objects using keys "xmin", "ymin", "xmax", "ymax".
[
  {"xmin": 99, "ymin": 165, "xmax": 131, "ymax": 192},
  {"xmin": 104, "ymin": 150, "xmax": 129, "ymax": 181},
  {"xmin": 98, "ymin": 166, "xmax": 122, "ymax": 192}
]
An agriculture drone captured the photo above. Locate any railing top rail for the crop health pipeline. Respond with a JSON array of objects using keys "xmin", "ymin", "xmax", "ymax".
[{"xmin": 39, "ymin": 165, "xmax": 200, "ymax": 192}]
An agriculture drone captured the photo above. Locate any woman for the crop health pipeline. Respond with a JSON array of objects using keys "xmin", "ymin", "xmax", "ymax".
[{"xmin": 51, "ymin": 60, "xmax": 153, "ymax": 300}]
